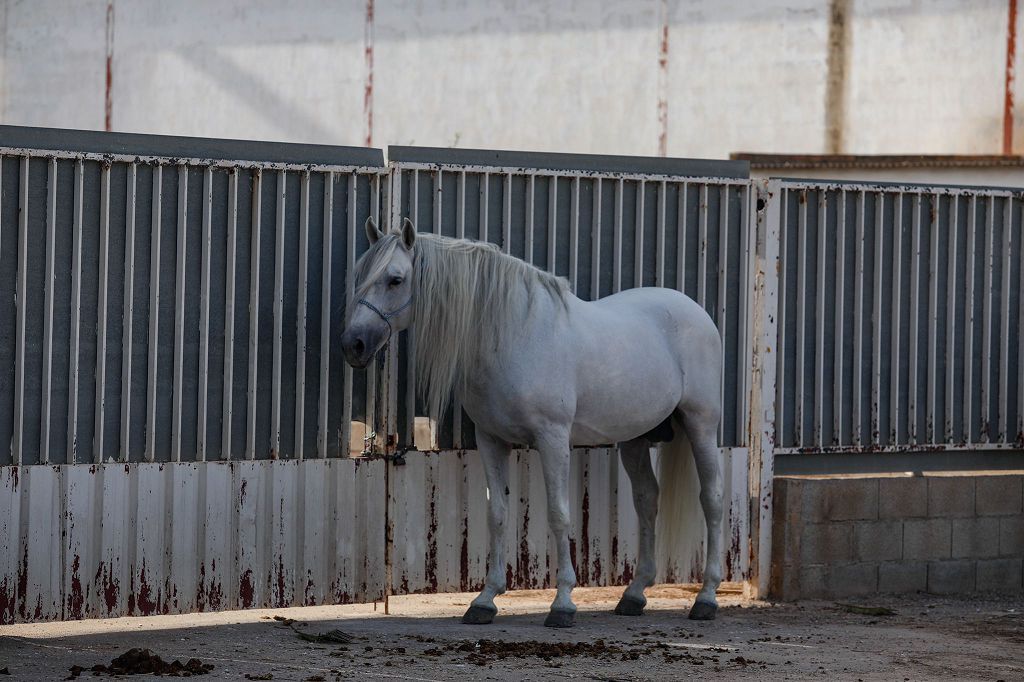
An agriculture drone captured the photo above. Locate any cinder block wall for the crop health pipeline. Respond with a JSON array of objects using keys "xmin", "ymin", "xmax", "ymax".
[{"xmin": 770, "ymin": 473, "xmax": 1024, "ymax": 600}]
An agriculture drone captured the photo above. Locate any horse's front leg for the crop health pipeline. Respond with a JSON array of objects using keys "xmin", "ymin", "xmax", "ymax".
[
  {"xmin": 536, "ymin": 430, "xmax": 577, "ymax": 628},
  {"xmin": 462, "ymin": 428, "xmax": 511, "ymax": 625}
]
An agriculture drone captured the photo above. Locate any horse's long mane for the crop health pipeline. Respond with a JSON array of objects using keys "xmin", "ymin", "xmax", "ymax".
[{"xmin": 353, "ymin": 232, "xmax": 568, "ymax": 420}]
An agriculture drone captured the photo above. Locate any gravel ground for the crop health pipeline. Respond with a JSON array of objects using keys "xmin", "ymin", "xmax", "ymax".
[{"xmin": 1, "ymin": 584, "xmax": 1021, "ymax": 681}]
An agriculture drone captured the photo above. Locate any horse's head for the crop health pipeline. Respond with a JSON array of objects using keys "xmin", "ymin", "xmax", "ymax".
[{"xmin": 341, "ymin": 216, "xmax": 417, "ymax": 368}]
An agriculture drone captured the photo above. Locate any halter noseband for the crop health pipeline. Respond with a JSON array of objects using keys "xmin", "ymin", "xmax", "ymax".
[{"xmin": 356, "ymin": 295, "xmax": 414, "ymax": 346}]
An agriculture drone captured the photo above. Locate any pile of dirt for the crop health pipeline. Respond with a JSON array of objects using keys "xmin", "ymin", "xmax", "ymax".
[{"xmin": 66, "ymin": 648, "xmax": 214, "ymax": 679}]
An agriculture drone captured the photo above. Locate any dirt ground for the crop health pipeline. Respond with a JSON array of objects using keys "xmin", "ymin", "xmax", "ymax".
[{"xmin": 1, "ymin": 584, "xmax": 1021, "ymax": 681}]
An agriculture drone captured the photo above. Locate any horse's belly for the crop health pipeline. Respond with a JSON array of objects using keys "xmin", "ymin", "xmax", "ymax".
[{"xmin": 569, "ymin": 368, "xmax": 682, "ymax": 446}]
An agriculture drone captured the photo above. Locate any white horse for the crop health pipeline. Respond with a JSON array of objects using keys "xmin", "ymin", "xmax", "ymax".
[{"xmin": 341, "ymin": 217, "xmax": 724, "ymax": 628}]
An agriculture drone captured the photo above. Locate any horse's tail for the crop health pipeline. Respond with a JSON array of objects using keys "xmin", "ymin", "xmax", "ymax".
[{"xmin": 654, "ymin": 417, "xmax": 706, "ymax": 582}]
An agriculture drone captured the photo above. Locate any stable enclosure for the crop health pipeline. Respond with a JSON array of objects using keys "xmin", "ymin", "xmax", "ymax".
[{"xmin": 0, "ymin": 127, "xmax": 1020, "ymax": 622}]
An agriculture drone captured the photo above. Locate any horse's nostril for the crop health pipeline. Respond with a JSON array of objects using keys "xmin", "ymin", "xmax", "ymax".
[{"xmin": 354, "ymin": 339, "xmax": 365, "ymax": 356}]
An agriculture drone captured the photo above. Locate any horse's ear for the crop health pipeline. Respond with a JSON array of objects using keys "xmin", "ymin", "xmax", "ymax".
[
  {"xmin": 365, "ymin": 216, "xmax": 385, "ymax": 244},
  {"xmin": 400, "ymin": 217, "xmax": 416, "ymax": 250}
]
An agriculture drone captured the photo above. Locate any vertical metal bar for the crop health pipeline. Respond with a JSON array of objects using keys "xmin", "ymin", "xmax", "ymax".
[
  {"xmin": 591, "ymin": 177, "xmax": 602, "ymax": 298},
  {"xmin": 999, "ymin": 195, "xmax": 1013, "ymax": 443},
  {"xmin": 833, "ymin": 190, "xmax": 846, "ymax": 444},
  {"xmin": 317, "ymin": 172, "xmax": 333, "ymax": 458},
  {"xmin": 852, "ymin": 191, "xmax": 865, "ymax": 445},
  {"xmin": 246, "ymin": 168, "xmax": 262, "ymax": 460},
  {"xmin": 480, "ymin": 171, "xmax": 489, "ymax": 243},
  {"xmin": 171, "ymin": 165, "xmax": 188, "ymax": 462},
  {"xmin": 295, "ymin": 171, "xmax": 310, "ymax": 459},
  {"xmin": 41, "ymin": 159, "xmax": 59, "ymax": 464},
  {"xmin": 613, "ymin": 178, "xmax": 623, "ymax": 293},
  {"xmin": 980, "ymin": 196, "xmax": 996, "ymax": 441},
  {"xmin": 908, "ymin": 193, "xmax": 922, "ymax": 444},
  {"xmin": 404, "ymin": 171, "xmax": 417, "ymax": 444},
  {"xmin": 634, "ymin": 180, "xmax": 645, "ymax": 288},
  {"xmin": 795, "ymin": 190, "xmax": 808, "ymax": 447},
  {"xmin": 569, "ymin": 176, "xmax": 580, "ymax": 293},
  {"xmin": 119, "ymin": 165, "xmax": 137, "ymax": 462},
  {"xmin": 145, "ymin": 164, "xmax": 162, "ymax": 463},
  {"xmin": 814, "ymin": 190, "xmax": 827, "ymax": 447},
  {"xmin": 737, "ymin": 184, "xmax": 751, "ymax": 445},
  {"xmin": 775, "ymin": 188, "xmax": 789, "ymax": 446},
  {"xmin": 676, "ymin": 181, "xmax": 687, "ymax": 292},
  {"xmin": 502, "ymin": 172, "xmax": 511, "ymax": 254},
  {"xmin": 93, "ymin": 163, "xmax": 111, "ymax": 463},
  {"xmin": 547, "ymin": 174, "xmax": 557, "ymax": 273},
  {"xmin": 270, "ymin": 171, "xmax": 286, "ymax": 458},
  {"xmin": 656, "ymin": 180, "xmax": 666, "ymax": 287},
  {"xmin": 889, "ymin": 193, "xmax": 903, "ymax": 446},
  {"xmin": 698, "ymin": 184, "xmax": 709, "ymax": 307},
  {"xmin": 1019, "ymin": 197, "xmax": 1024, "ymax": 443},
  {"xmin": 927, "ymin": 192, "xmax": 940, "ymax": 443},
  {"xmin": 341, "ymin": 173, "xmax": 356, "ymax": 457},
  {"xmin": 871, "ymin": 191, "xmax": 884, "ymax": 447},
  {"xmin": 718, "ymin": 185, "xmax": 730, "ymax": 444},
  {"xmin": 197, "ymin": 167, "xmax": 213, "ymax": 461},
  {"xmin": 525, "ymin": 173, "xmax": 535, "ymax": 265},
  {"xmin": 69, "ymin": 160, "xmax": 86, "ymax": 463},
  {"xmin": 13, "ymin": 157, "xmax": 29, "ymax": 465},
  {"xmin": 222, "ymin": 169, "xmax": 238, "ymax": 460},
  {"xmin": 453, "ymin": 171, "xmax": 465, "ymax": 448},
  {"xmin": 946, "ymin": 195, "xmax": 960, "ymax": 443},
  {"xmin": 964, "ymin": 195, "xmax": 977, "ymax": 443}
]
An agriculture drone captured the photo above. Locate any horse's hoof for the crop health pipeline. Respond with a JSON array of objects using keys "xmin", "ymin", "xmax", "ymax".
[
  {"xmin": 461, "ymin": 604, "xmax": 497, "ymax": 625},
  {"xmin": 688, "ymin": 600, "xmax": 718, "ymax": 621},
  {"xmin": 543, "ymin": 609, "xmax": 576, "ymax": 628},
  {"xmin": 614, "ymin": 595, "xmax": 645, "ymax": 616}
]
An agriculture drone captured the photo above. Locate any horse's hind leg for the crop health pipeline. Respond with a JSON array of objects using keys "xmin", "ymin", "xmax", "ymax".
[
  {"xmin": 462, "ymin": 429, "xmax": 511, "ymax": 625},
  {"xmin": 614, "ymin": 438, "xmax": 658, "ymax": 617},
  {"xmin": 681, "ymin": 408, "xmax": 724, "ymax": 620}
]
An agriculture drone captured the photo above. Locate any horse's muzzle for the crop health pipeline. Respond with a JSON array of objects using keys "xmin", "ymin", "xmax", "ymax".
[{"xmin": 340, "ymin": 328, "xmax": 382, "ymax": 369}]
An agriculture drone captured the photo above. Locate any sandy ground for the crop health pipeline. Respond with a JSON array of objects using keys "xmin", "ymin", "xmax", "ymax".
[{"xmin": 1, "ymin": 584, "xmax": 1022, "ymax": 681}]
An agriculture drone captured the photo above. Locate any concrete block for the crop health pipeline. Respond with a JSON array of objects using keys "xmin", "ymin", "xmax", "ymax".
[
  {"xmin": 772, "ymin": 478, "xmax": 804, "ymax": 566},
  {"xmin": 878, "ymin": 561, "xmax": 927, "ymax": 593},
  {"xmin": 975, "ymin": 476, "xmax": 1023, "ymax": 516},
  {"xmin": 879, "ymin": 477, "xmax": 928, "ymax": 519},
  {"xmin": 801, "ymin": 522, "xmax": 853, "ymax": 565},
  {"xmin": 951, "ymin": 518, "xmax": 1000, "ymax": 559},
  {"xmin": 927, "ymin": 560, "xmax": 975, "ymax": 594},
  {"xmin": 927, "ymin": 476, "xmax": 975, "ymax": 517},
  {"xmin": 903, "ymin": 518, "xmax": 951, "ymax": 560},
  {"xmin": 830, "ymin": 562, "xmax": 879, "ymax": 597},
  {"xmin": 854, "ymin": 520, "xmax": 903, "ymax": 562},
  {"xmin": 803, "ymin": 478, "xmax": 879, "ymax": 523},
  {"xmin": 975, "ymin": 558, "xmax": 1023, "ymax": 592},
  {"xmin": 999, "ymin": 516, "xmax": 1024, "ymax": 557},
  {"xmin": 799, "ymin": 565, "xmax": 828, "ymax": 599}
]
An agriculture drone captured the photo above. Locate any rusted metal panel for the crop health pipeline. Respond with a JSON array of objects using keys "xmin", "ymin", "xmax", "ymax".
[{"xmin": 0, "ymin": 459, "xmax": 393, "ymax": 623}]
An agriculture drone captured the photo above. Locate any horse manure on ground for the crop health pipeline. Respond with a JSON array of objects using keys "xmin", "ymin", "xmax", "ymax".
[{"xmin": 65, "ymin": 648, "xmax": 214, "ymax": 678}]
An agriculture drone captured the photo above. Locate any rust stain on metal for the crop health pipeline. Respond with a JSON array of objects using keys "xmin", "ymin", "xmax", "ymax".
[
  {"xmin": 16, "ymin": 546, "xmax": 28, "ymax": 620},
  {"xmin": 518, "ymin": 497, "xmax": 531, "ymax": 588},
  {"xmin": 134, "ymin": 561, "xmax": 159, "ymax": 616},
  {"xmin": 275, "ymin": 555, "xmax": 286, "ymax": 607},
  {"xmin": 580, "ymin": 482, "xmax": 591, "ymax": 582},
  {"xmin": 97, "ymin": 561, "xmax": 119, "ymax": 615},
  {"xmin": 239, "ymin": 478, "xmax": 247, "ymax": 506},
  {"xmin": 104, "ymin": 0, "xmax": 114, "ymax": 132},
  {"xmin": 239, "ymin": 569, "xmax": 255, "ymax": 608},
  {"xmin": 425, "ymin": 482, "xmax": 439, "ymax": 591},
  {"xmin": 305, "ymin": 571, "xmax": 316, "ymax": 606},
  {"xmin": 1006, "ymin": 0, "xmax": 1018, "ymax": 154},
  {"xmin": 459, "ymin": 517, "xmax": 469, "ymax": 591},
  {"xmin": 67, "ymin": 554, "xmax": 84, "ymax": 619},
  {"xmin": 363, "ymin": 0, "xmax": 374, "ymax": 147}
]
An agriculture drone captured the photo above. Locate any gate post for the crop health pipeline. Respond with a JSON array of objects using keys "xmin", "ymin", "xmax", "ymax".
[{"xmin": 746, "ymin": 179, "xmax": 781, "ymax": 599}]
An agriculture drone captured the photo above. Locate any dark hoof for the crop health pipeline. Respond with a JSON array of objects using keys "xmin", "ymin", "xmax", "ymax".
[
  {"xmin": 543, "ymin": 609, "xmax": 576, "ymax": 628},
  {"xmin": 461, "ymin": 604, "xmax": 497, "ymax": 625},
  {"xmin": 688, "ymin": 600, "xmax": 718, "ymax": 621},
  {"xmin": 614, "ymin": 595, "xmax": 646, "ymax": 616}
]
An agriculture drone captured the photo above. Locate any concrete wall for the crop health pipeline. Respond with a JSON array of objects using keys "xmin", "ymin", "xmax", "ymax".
[
  {"xmin": 771, "ymin": 474, "xmax": 1024, "ymax": 600},
  {"xmin": 0, "ymin": 1, "xmax": 1021, "ymax": 158}
]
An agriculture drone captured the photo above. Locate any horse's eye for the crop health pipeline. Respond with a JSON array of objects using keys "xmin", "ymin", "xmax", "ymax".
[{"xmin": 388, "ymin": 276, "xmax": 404, "ymax": 288}]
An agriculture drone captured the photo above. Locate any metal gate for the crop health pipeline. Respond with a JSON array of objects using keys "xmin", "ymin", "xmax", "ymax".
[{"xmin": 0, "ymin": 128, "xmax": 759, "ymax": 623}]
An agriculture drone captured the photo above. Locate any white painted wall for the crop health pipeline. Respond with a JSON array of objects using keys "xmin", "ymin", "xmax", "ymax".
[{"xmin": 0, "ymin": 0, "xmax": 1019, "ymax": 158}]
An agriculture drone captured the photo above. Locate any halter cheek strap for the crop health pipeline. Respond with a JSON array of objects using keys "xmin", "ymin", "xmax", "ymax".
[{"xmin": 356, "ymin": 295, "xmax": 414, "ymax": 345}]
